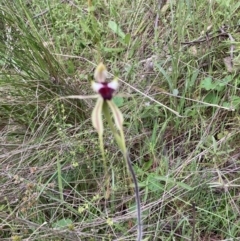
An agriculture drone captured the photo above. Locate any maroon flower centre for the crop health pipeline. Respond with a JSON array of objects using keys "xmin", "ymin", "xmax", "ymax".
[{"xmin": 98, "ymin": 82, "xmax": 115, "ymax": 100}]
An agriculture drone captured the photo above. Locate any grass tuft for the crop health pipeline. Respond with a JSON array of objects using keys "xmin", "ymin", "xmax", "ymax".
[{"xmin": 1, "ymin": 0, "xmax": 240, "ymax": 240}]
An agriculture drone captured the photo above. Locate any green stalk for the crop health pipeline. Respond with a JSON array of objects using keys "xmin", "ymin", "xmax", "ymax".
[
  {"xmin": 57, "ymin": 155, "xmax": 64, "ymax": 201},
  {"xmin": 125, "ymin": 152, "xmax": 142, "ymax": 241},
  {"xmin": 103, "ymin": 101, "xmax": 142, "ymax": 241},
  {"xmin": 99, "ymin": 132, "xmax": 106, "ymax": 171},
  {"xmin": 99, "ymin": 133, "xmax": 111, "ymax": 199}
]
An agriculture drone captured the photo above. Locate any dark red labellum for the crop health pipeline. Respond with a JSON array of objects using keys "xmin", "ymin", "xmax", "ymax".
[{"xmin": 99, "ymin": 82, "xmax": 115, "ymax": 100}]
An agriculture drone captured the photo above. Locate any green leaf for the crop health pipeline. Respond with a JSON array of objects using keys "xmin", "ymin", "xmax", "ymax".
[
  {"xmin": 147, "ymin": 175, "xmax": 194, "ymax": 191},
  {"xmin": 200, "ymin": 76, "xmax": 232, "ymax": 91},
  {"xmin": 217, "ymin": 130, "xmax": 229, "ymax": 139},
  {"xmin": 146, "ymin": 174, "xmax": 164, "ymax": 192},
  {"xmin": 175, "ymin": 181, "xmax": 194, "ymax": 191},
  {"xmin": 203, "ymin": 92, "xmax": 220, "ymax": 104},
  {"xmin": 142, "ymin": 159, "xmax": 153, "ymax": 171},
  {"xmin": 102, "ymin": 47, "xmax": 125, "ymax": 53},
  {"xmin": 112, "ymin": 96, "xmax": 124, "ymax": 107},
  {"xmin": 124, "ymin": 33, "xmax": 131, "ymax": 44},
  {"xmin": 223, "ymin": 95, "xmax": 240, "ymax": 110},
  {"xmin": 0, "ymin": 205, "xmax": 6, "ymax": 211},
  {"xmin": 52, "ymin": 218, "xmax": 73, "ymax": 229},
  {"xmin": 108, "ymin": 20, "xmax": 125, "ymax": 39},
  {"xmin": 231, "ymin": 95, "xmax": 240, "ymax": 108},
  {"xmin": 67, "ymin": 60, "xmax": 75, "ymax": 74},
  {"xmin": 216, "ymin": 0, "xmax": 231, "ymax": 7},
  {"xmin": 200, "ymin": 77, "xmax": 214, "ymax": 90},
  {"xmin": 190, "ymin": 70, "xmax": 200, "ymax": 87},
  {"xmin": 219, "ymin": 75, "xmax": 232, "ymax": 86}
]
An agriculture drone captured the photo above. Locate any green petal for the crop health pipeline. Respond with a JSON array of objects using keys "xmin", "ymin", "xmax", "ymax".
[
  {"xmin": 92, "ymin": 98, "xmax": 104, "ymax": 135},
  {"xmin": 107, "ymin": 100, "xmax": 123, "ymax": 131}
]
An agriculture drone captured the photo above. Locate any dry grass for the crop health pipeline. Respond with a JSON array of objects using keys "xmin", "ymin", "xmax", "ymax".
[{"xmin": 1, "ymin": 0, "xmax": 240, "ymax": 240}]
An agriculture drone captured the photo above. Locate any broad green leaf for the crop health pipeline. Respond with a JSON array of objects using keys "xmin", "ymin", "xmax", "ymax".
[
  {"xmin": 200, "ymin": 76, "xmax": 232, "ymax": 91},
  {"xmin": 124, "ymin": 33, "xmax": 131, "ymax": 44},
  {"xmin": 108, "ymin": 20, "xmax": 125, "ymax": 39},
  {"xmin": 200, "ymin": 77, "xmax": 214, "ymax": 90},
  {"xmin": 52, "ymin": 218, "xmax": 73, "ymax": 228},
  {"xmin": 112, "ymin": 96, "xmax": 124, "ymax": 107}
]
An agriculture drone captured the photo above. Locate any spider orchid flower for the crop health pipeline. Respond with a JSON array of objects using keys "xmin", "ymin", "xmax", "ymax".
[
  {"xmin": 59, "ymin": 63, "xmax": 124, "ymax": 151},
  {"xmin": 60, "ymin": 63, "xmax": 141, "ymax": 239},
  {"xmin": 91, "ymin": 63, "xmax": 124, "ymax": 140},
  {"xmin": 92, "ymin": 64, "xmax": 141, "ymax": 240}
]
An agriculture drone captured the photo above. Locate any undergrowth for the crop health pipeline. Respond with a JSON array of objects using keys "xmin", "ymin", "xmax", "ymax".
[{"xmin": 0, "ymin": 0, "xmax": 240, "ymax": 240}]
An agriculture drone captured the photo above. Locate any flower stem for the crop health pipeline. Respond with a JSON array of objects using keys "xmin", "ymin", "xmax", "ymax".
[
  {"xmin": 125, "ymin": 152, "xmax": 142, "ymax": 241},
  {"xmin": 99, "ymin": 130, "xmax": 110, "ymax": 199},
  {"xmin": 103, "ymin": 101, "xmax": 142, "ymax": 240}
]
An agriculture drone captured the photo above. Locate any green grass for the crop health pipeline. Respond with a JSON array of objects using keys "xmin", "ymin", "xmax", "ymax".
[{"xmin": 0, "ymin": 0, "xmax": 240, "ymax": 240}]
